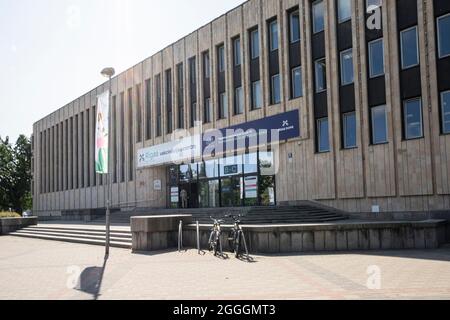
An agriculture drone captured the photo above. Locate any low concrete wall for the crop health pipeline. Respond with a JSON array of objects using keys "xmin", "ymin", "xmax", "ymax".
[
  {"xmin": 182, "ymin": 220, "xmax": 447, "ymax": 254},
  {"xmin": 131, "ymin": 217, "xmax": 447, "ymax": 254},
  {"xmin": 0, "ymin": 217, "xmax": 38, "ymax": 235},
  {"xmin": 131, "ymin": 215, "xmax": 193, "ymax": 252}
]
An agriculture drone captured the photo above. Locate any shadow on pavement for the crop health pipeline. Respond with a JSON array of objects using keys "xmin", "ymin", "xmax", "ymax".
[{"xmin": 75, "ymin": 255, "xmax": 108, "ymax": 300}]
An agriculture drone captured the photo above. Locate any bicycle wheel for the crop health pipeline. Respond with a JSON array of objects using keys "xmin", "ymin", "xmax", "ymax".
[
  {"xmin": 234, "ymin": 231, "xmax": 241, "ymax": 258},
  {"xmin": 213, "ymin": 232, "xmax": 220, "ymax": 256},
  {"xmin": 208, "ymin": 231, "xmax": 216, "ymax": 252},
  {"xmin": 228, "ymin": 230, "xmax": 236, "ymax": 253}
]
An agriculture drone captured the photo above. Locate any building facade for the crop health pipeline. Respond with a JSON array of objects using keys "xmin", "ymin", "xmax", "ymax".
[{"xmin": 32, "ymin": 0, "xmax": 450, "ymax": 218}]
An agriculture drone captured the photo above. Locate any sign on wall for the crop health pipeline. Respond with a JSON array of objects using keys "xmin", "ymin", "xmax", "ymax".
[
  {"xmin": 137, "ymin": 135, "xmax": 202, "ymax": 168},
  {"xmin": 153, "ymin": 180, "xmax": 162, "ymax": 191}
]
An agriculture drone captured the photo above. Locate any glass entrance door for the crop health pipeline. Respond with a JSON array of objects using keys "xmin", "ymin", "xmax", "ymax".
[{"xmin": 220, "ymin": 176, "xmax": 243, "ymax": 207}]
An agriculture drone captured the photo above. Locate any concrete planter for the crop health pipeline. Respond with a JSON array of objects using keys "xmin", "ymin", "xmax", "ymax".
[
  {"xmin": 0, "ymin": 217, "xmax": 38, "ymax": 235},
  {"xmin": 131, "ymin": 216, "xmax": 447, "ymax": 254}
]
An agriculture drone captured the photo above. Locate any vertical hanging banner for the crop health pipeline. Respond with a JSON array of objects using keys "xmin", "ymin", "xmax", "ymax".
[{"xmin": 95, "ymin": 91, "xmax": 109, "ymax": 174}]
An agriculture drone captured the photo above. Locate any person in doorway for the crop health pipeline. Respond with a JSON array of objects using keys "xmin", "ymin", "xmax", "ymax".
[{"xmin": 180, "ymin": 189, "xmax": 188, "ymax": 209}]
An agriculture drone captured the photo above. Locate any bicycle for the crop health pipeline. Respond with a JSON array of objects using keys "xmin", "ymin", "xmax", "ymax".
[
  {"xmin": 226, "ymin": 214, "xmax": 249, "ymax": 258},
  {"xmin": 208, "ymin": 217, "xmax": 224, "ymax": 256}
]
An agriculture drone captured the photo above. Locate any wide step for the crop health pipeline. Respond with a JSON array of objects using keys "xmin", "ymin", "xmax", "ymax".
[{"xmin": 9, "ymin": 226, "xmax": 132, "ymax": 249}]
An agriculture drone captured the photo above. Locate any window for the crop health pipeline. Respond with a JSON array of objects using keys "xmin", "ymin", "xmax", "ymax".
[
  {"xmin": 289, "ymin": 9, "xmax": 300, "ymax": 43},
  {"xmin": 269, "ymin": 20, "xmax": 279, "ymax": 51},
  {"xmin": 218, "ymin": 45, "xmax": 225, "ymax": 72},
  {"xmin": 155, "ymin": 75, "xmax": 162, "ymax": 136},
  {"xmin": 250, "ymin": 28, "xmax": 260, "ymax": 59},
  {"xmin": 203, "ymin": 52, "xmax": 210, "ymax": 79},
  {"xmin": 219, "ymin": 93, "xmax": 228, "ymax": 119},
  {"xmin": 404, "ymin": 98, "xmax": 423, "ymax": 140},
  {"xmin": 204, "ymin": 98, "xmax": 212, "ymax": 123},
  {"xmin": 271, "ymin": 74, "xmax": 281, "ymax": 105},
  {"xmin": 136, "ymin": 84, "xmax": 142, "ymax": 142},
  {"xmin": 343, "ymin": 112, "xmax": 357, "ymax": 149},
  {"xmin": 191, "ymin": 102, "xmax": 197, "ymax": 127},
  {"xmin": 233, "ymin": 37, "xmax": 241, "ymax": 66},
  {"xmin": 340, "ymin": 48, "xmax": 354, "ymax": 85},
  {"xmin": 366, "ymin": 0, "xmax": 382, "ymax": 11},
  {"xmin": 315, "ymin": 58, "xmax": 327, "ymax": 93},
  {"xmin": 338, "ymin": 0, "xmax": 352, "ymax": 23},
  {"xmin": 371, "ymin": 105, "xmax": 388, "ymax": 144},
  {"xmin": 235, "ymin": 87, "xmax": 244, "ymax": 115},
  {"xmin": 251, "ymin": 81, "xmax": 262, "ymax": 110},
  {"xmin": 177, "ymin": 64, "xmax": 184, "ymax": 129},
  {"xmin": 400, "ymin": 26, "xmax": 419, "ymax": 70},
  {"xmin": 437, "ymin": 14, "xmax": 450, "ymax": 59},
  {"xmin": 145, "ymin": 79, "xmax": 152, "ymax": 139},
  {"xmin": 312, "ymin": 0, "xmax": 325, "ymax": 34},
  {"xmin": 442, "ymin": 91, "xmax": 450, "ymax": 134},
  {"xmin": 165, "ymin": 70, "xmax": 172, "ymax": 134},
  {"xmin": 317, "ymin": 117, "xmax": 330, "ymax": 152},
  {"xmin": 292, "ymin": 66, "xmax": 303, "ymax": 98},
  {"xmin": 368, "ymin": 38, "xmax": 385, "ymax": 78}
]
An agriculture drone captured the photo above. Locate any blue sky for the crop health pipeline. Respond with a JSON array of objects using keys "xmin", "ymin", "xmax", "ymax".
[{"xmin": 0, "ymin": 0, "xmax": 245, "ymax": 143}]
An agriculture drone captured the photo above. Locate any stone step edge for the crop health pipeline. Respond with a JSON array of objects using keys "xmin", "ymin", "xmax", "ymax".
[
  {"xmin": 23, "ymin": 227, "xmax": 131, "ymax": 238},
  {"xmin": 29, "ymin": 226, "xmax": 131, "ymax": 234},
  {"xmin": 13, "ymin": 230, "xmax": 131, "ymax": 242},
  {"xmin": 9, "ymin": 232, "xmax": 131, "ymax": 249}
]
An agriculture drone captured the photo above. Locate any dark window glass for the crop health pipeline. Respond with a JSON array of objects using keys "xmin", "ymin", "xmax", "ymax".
[
  {"xmin": 234, "ymin": 87, "xmax": 244, "ymax": 115},
  {"xmin": 233, "ymin": 37, "xmax": 241, "ymax": 66},
  {"xmin": 369, "ymin": 38, "xmax": 384, "ymax": 78},
  {"xmin": 250, "ymin": 28, "xmax": 260, "ymax": 59},
  {"xmin": 442, "ymin": 91, "xmax": 450, "ymax": 134},
  {"xmin": 269, "ymin": 20, "xmax": 279, "ymax": 51},
  {"xmin": 204, "ymin": 98, "xmax": 211, "ymax": 123},
  {"xmin": 292, "ymin": 66, "xmax": 303, "ymax": 98},
  {"xmin": 404, "ymin": 98, "xmax": 423, "ymax": 140},
  {"xmin": 145, "ymin": 79, "xmax": 152, "ymax": 139},
  {"xmin": 155, "ymin": 74, "xmax": 162, "ymax": 136},
  {"xmin": 438, "ymin": 14, "xmax": 450, "ymax": 59},
  {"xmin": 219, "ymin": 93, "xmax": 228, "ymax": 119},
  {"xmin": 218, "ymin": 45, "xmax": 225, "ymax": 72},
  {"xmin": 271, "ymin": 74, "xmax": 281, "ymax": 105},
  {"xmin": 338, "ymin": 0, "xmax": 352, "ymax": 23},
  {"xmin": 251, "ymin": 80, "xmax": 262, "ymax": 110},
  {"xmin": 312, "ymin": 0, "xmax": 325, "ymax": 34},
  {"xmin": 340, "ymin": 48, "xmax": 354, "ymax": 85},
  {"xmin": 203, "ymin": 52, "xmax": 210, "ymax": 79},
  {"xmin": 371, "ymin": 105, "xmax": 388, "ymax": 144},
  {"xmin": 400, "ymin": 26, "xmax": 419, "ymax": 70},
  {"xmin": 317, "ymin": 117, "xmax": 330, "ymax": 152},
  {"xmin": 343, "ymin": 112, "xmax": 357, "ymax": 149},
  {"xmin": 315, "ymin": 58, "xmax": 327, "ymax": 93},
  {"xmin": 290, "ymin": 10, "xmax": 300, "ymax": 43}
]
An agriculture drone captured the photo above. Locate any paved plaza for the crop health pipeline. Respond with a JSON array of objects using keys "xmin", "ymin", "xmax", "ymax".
[{"xmin": 1, "ymin": 236, "xmax": 450, "ymax": 300}]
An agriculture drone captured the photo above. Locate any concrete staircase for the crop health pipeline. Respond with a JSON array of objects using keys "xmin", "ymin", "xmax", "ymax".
[
  {"xmin": 9, "ymin": 225, "xmax": 132, "ymax": 249},
  {"xmin": 96, "ymin": 203, "xmax": 347, "ymax": 225}
]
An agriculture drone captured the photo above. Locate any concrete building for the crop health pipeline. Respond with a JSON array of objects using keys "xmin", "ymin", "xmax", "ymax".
[{"xmin": 32, "ymin": 0, "xmax": 450, "ymax": 219}]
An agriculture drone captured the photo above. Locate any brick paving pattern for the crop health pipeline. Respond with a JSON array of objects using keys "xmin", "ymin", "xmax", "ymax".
[{"xmin": 1, "ymin": 236, "xmax": 450, "ymax": 300}]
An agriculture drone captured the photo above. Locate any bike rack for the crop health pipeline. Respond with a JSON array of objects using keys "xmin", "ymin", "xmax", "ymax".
[
  {"xmin": 178, "ymin": 220, "xmax": 183, "ymax": 252},
  {"xmin": 241, "ymin": 228, "xmax": 250, "ymax": 259},
  {"xmin": 196, "ymin": 221, "xmax": 200, "ymax": 254}
]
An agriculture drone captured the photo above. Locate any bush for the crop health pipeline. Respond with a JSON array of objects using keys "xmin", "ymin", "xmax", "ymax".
[{"xmin": 0, "ymin": 212, "xmax": 21, "ymax": 218}]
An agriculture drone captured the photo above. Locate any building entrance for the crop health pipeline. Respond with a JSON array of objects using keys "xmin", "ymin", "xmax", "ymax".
[{"xmin": 168, "ymin": 151, "xmax": 276, "ymax": 209}]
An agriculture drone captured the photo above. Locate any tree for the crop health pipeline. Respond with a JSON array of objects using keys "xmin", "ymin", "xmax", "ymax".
[{"xmin": 0, "ymin": 135, "xmax": 32, "ymax": 213}]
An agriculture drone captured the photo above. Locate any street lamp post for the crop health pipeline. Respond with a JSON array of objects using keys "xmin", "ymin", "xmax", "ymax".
[{"xmin": 101, "ymin": 67, "xmax": 115, "ymax": 257}]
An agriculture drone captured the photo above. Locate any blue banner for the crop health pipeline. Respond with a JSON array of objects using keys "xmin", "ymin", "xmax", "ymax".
[{"xmin": 203, "ymin": 109, "xmax": 300, "ymax": 152}]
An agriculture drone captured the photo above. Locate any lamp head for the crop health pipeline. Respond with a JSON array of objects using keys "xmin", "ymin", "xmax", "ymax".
[{"xmin": 101, "ymin": 67, "xmax": 115, "ymax": 78}]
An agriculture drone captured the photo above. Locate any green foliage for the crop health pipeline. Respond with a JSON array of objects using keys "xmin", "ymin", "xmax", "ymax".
[
  {"xmin": 0, "ymin": 135, "xmax": 32, "ymax": 213},
  {"xmin": 0, "ymin": 211, "xmax": 21, "ymax": 218}
]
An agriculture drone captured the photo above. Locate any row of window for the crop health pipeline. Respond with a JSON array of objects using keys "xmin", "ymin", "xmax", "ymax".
[{"xmin": 315, "ymin": 90, "xmax": 450, "ymax": 153}]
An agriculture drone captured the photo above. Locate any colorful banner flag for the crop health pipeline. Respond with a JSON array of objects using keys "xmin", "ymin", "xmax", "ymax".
[{"xmin": 95, "ymin": 91, "xmax": 109, "ymax": 174}]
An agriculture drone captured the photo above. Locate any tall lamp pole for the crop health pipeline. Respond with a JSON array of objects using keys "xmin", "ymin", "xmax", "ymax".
[{"xmin": 101, "ymin": 67, "xmax": 115, "ymax": 257}]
